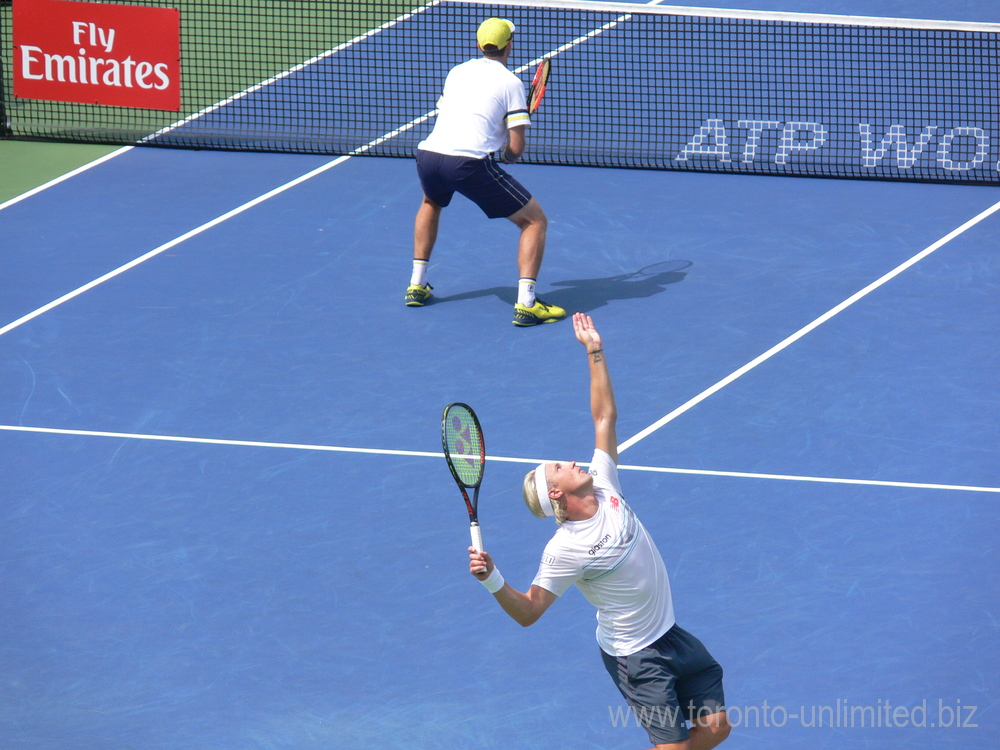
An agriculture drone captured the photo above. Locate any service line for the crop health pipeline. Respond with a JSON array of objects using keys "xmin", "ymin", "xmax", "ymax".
[{"xmin": 1, "ymin": 424, "xmax": 997, "ymax": 494}]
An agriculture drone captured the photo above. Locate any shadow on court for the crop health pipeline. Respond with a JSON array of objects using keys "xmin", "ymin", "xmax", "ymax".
[{"xmin": 432, "ymin": 260, "xmax": 691, "ymax": 312}]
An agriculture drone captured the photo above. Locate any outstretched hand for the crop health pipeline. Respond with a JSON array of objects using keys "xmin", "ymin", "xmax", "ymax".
[{"xmin": 573, "ymin": 312, "xmax": 602, "ymax": 352}]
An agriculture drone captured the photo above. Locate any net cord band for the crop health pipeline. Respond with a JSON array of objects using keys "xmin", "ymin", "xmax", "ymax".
[{"xmin": 444, "ymin": 0, "xmax": 1000, "ymax": 33}]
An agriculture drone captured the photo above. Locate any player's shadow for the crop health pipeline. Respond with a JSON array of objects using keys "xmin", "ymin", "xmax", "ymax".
[{"xmin": 432, "ymin": 260, "xmax": 691, "ymax": 313}]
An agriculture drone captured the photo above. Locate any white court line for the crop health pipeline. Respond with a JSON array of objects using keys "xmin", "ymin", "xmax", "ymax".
[
  {"xmin": 617, "ymin": 198, "xmax": 1000, "ymax": 454},
  {"xmin": 0, "ymin": 147, "xmax": 133, "ymax": 213},
  {"xmin": 615, "ymin": 463, "xmax": 1000, "ymax": 494},
  {"xmin": 0, "ymin": 155, "xmax": 352, "ymax": 339},
  {"xmin": 0, "ymin": 4, "xmax": 442, "ymax": 212},
  {"xmin": 2, "ymin": 423, "xmax": 997, "ymax": 494}
]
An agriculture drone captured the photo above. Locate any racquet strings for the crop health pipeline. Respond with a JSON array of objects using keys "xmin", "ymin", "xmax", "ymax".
[{"xmin": 444, "ymin": 406, "xmax": 484, "ymax": 486}]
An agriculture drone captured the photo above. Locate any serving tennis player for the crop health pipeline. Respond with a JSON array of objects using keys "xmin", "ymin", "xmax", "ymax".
[
  {"xmin": 469, "ymin": 313, "xmax": 730, "ymax": 749},
  {"xmin": 406, "ymin": 17, "xmax": 566, "ymax": 327}
]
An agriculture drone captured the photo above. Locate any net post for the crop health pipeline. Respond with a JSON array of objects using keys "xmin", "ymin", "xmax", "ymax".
[{"xmin": 0, "ymin": 0, "xmax": 12, "ymax": 138}]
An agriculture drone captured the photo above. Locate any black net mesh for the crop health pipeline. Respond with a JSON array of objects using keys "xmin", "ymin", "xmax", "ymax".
[{"xmin": 2, "ymin": 0, "xmax": 998, "ymax": 183}]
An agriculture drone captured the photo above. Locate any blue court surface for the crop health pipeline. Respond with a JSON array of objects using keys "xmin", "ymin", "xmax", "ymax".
[{"xmin": 2, "ymin": 1, "xmax": 998, "ymax": 749}]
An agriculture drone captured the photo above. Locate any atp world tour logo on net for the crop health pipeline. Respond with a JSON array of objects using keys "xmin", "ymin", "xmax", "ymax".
[
  {"xmin": 674, "ymin": 119, "xmax": 1000, "ymax": 174},
  {"xmin": 608, "ymin": 698, "xmax": 980, "ymax": 731}
]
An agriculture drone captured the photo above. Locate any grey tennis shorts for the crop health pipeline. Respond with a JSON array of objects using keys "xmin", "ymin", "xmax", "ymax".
[
  {"xmin": 601, "ymin": 624, "xmax": 726, "ymax": 745},
  {"xmin": 415, "ymin": 149, "xmax": 531, "ymax": 219}
]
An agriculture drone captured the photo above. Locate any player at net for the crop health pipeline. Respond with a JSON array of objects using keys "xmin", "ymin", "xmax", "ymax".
[{"xmin": 406, "ymin": 17, "xmax": 566, "ymax": 327}]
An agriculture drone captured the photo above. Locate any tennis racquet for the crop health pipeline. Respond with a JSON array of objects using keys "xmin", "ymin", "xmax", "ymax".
[
  {"xmin": 528, "ymin": 57, "xmax": 551, "ymax": 114},
  {"xmin": 441, "ymin": 403, "xmax": 487, "ymax": 571}
]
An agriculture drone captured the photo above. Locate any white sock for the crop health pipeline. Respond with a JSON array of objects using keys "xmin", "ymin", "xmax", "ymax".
[
  {"xmin": 518, "ymin": 278, "xmax": 536, "ymax": 307},
  {"xmin": 410, "ymin": 260, "xmax": 428, "ymax": 287}
]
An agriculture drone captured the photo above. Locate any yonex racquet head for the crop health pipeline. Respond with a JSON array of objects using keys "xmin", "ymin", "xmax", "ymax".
[
  {"xmin": 442, "ymin": 403, "xmax": 487, "ymax": 567},
  {"xmin": 442, "ymin": 403, "xmax": 485, "ymax": 495}
]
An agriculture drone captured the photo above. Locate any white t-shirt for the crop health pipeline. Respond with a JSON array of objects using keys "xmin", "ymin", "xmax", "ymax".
[
  {"xmin": 418, "ymin": 57, "xmax": 531, "ymax": 159},
  {"xmin": 531, "ymin": 449, "xmax": 675, "ymax": 657}
]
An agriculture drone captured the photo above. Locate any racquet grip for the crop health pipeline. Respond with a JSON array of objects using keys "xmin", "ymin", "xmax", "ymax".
[
  {"xmin": 470, "ymin": 522, "xmax": 483, "ymax": 553},
  {"xmin": 470, "ymin": 522, "xmax": 486, "ymax": 573}
]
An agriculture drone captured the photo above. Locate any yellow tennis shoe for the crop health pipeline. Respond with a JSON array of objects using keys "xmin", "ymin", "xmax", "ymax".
[
  {"xmin": 405, "ymin": 283, "xmax": 433, "ymax": 306},
  {"xmin": 512, "ymin": 299, "xmax": 566, "ymax": 326}
]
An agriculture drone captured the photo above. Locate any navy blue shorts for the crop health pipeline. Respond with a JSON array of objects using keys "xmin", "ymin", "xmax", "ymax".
[
  {"xmin": 601, "ymin": 624, "xmax": 726, "ymax": 746},
  {"xmin": 415, "ymin": 149, "xmax": 532, "ymax": 219}
]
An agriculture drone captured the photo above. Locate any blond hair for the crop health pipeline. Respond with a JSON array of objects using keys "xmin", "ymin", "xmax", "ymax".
[{"xmin": 522, "ymin": 467, "xmax": 567, "ymax": 524}]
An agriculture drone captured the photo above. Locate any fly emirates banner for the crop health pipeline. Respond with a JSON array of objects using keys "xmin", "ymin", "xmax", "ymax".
[{"xmin": 14, "ymin": 0, "xmax": 181, "ymax": 111}]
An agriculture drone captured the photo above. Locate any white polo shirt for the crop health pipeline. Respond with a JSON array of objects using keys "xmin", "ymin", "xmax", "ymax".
[
  {"xmin": 531, "ymin": 449, "xmax": 676, "ymax": 657},
  {"xmin": 418, "ymin": 57, "xmax": 531, "ymax": 159}
]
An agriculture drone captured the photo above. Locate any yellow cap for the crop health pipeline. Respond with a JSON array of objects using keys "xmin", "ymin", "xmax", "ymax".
[{"xmin": 476, "ymin": 18, "xmax": 515, "ymax": 50}]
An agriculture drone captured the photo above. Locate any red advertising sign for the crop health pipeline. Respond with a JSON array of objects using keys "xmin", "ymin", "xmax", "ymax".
[{"xmin": 13, "ymin": 0, "xmax": 181, "ymax": 111}]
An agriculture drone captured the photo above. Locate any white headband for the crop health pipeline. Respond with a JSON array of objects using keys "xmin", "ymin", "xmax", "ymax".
[{"xmin": 534, "ymin": 463, "xmax": 554, "ymax": 517}]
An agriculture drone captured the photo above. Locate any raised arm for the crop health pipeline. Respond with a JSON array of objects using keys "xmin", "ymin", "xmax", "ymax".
[{"xmin": 573, "ymin": 313, "xmax": 618, "ymax": 464}]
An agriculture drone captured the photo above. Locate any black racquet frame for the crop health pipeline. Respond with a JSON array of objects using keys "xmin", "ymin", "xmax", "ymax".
[{"xmin": 441, "ymin": 403, "xmax": 487, "ymax": 567}]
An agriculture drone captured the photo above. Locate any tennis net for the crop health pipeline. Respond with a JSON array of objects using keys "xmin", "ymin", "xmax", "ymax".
[{"xmin": 2, "ymin": 0, "xmax": 998, "ymax": 183}]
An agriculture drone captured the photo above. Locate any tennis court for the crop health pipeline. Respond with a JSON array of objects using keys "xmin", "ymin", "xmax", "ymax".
[{"xmin": 1, "ymin": 0, "xmax": 997, "ymax": 748}]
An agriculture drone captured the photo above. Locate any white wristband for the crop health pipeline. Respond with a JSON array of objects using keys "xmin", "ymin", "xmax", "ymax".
[{"xmin": 480, "ymin": 567, "xmax": 505, "ymax": 594}]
